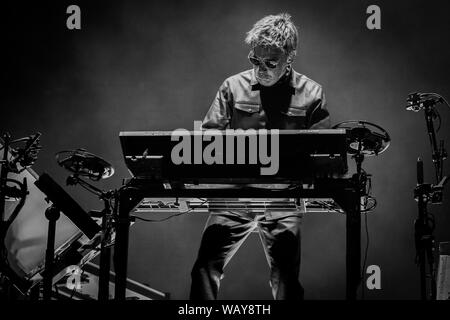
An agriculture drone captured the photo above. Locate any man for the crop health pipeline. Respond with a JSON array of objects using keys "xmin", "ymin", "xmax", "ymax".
[{"xmin": 190, "ymin": 13, "xmax": 330, "ymax": 300}]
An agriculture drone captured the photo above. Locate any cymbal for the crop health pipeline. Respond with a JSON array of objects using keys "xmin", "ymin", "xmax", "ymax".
[
  {"xmin": 56, "ymin": 149, "xmax": 114, "ymax": 180},
  {"xmin": 332, "ymin": 120, "xmax": 391, "ymax": 156},
  {"xmin": 347, "ymin": 127, "xmax": 383, "ymax": 155}
]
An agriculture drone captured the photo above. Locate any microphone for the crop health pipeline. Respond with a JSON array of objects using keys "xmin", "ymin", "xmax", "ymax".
[
  {"xmin": 406, "ymin": 92, "xmax": 442, "ymax": 111},
  {"xmin": 9, "ymin": 132, "xmax": 42, "ymax": 171},
  {"xmin": 19, "ymin": 132, "xmax": 42, "ymax": 167},
  {"xmin": 406, "ymin": 103, "xmax": 423, "ymax": 112},
  {"xmin": 406, "ymin": 92, "xmax": 424, "ymax": 112}
]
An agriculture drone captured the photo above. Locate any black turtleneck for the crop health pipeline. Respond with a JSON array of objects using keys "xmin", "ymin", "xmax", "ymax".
[{"xmin": 251, "ymin": 71, "xmax": 295, "ymax": 129}]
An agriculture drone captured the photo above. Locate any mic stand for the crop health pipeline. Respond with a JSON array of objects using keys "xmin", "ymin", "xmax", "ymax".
[
  {"xmin": 413, "ymin": 98, "xmax": 448, "ymax": 300},
  {"xmin": 423, "ymin": 100, "xmax": 446, "ymax": 183}
]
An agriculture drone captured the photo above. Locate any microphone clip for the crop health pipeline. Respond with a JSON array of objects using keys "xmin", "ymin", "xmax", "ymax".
[{"xmin": 406, "ymin": 92, "xmax": 442, "ymax": 112}]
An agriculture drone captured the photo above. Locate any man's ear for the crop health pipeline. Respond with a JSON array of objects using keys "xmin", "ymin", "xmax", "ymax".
[{"xmin": 287, "ymin": 50, "xmax": 296, "ymax": 63}]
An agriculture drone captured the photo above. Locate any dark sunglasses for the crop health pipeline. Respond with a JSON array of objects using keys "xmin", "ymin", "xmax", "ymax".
[{"xmin": 248, "ymin": 53, "xmax": 280, "ymax": 69}]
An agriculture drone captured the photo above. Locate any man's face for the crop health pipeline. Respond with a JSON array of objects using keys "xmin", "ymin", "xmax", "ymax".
[{"xmin": 249, "ymin": 45, "xmax": 290, "ymax": 87}]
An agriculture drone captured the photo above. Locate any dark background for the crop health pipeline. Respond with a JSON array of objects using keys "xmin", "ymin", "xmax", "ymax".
[{"xmin": 2, "ymin": 0, "xmax": 450, "ymax": 299}]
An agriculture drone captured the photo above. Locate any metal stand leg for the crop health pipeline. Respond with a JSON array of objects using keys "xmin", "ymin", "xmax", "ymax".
[
  {"xmin": 335, "ymin": 184, "xmax": 361, "ymax": 300},
  {"xmin": 346, "ymin": 189, "xmax": 361, "ymax": 300},
  {"xmin": 113, "ymin": 189, "xmax": 133, "ymax": 300},
  {"xmin": 43, "ymin": 205, "xmax": 60, "ymax": 300},
  {"xmin": 98, "ymin": 212, "xmax": 112, "ymax": 300}
]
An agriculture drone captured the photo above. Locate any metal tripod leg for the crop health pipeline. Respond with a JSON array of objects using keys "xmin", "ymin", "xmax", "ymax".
[
  {"xmin": 335, "ymin": 185, "xmax": 361, "ymax": 300},
  {"xmin": 113, "ymin": 188, "xmax": 141, "ymax": 300}
]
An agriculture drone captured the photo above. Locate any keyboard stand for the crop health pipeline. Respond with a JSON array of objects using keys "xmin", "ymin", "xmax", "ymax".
[{"xmin": 113, "ymin": 177, "xmax": 362, "ymax": 300}]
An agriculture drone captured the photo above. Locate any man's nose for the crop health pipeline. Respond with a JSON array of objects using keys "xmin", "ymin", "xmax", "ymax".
[{"xmin": 257, "ymin": 64, "xmax": 267, "ymax": 72}]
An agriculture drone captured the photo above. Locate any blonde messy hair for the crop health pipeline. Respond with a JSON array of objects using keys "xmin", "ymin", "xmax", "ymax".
[{"xmin": 245, "ymin": 13, "xmax": 298, "ymax": 57}]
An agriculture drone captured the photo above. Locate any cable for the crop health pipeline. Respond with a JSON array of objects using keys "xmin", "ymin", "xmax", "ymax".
[
  {"xmin": 308, "ymin": 200, "xmax": 343, "ymax": 213},
  {"xmin": 430, "ymin": 107, "xmax": 442, "ymax": 132},
  {"xmin": 440, "ymin": 95, "xmax": 450, "ymax": 110},
  {"xmin": 423, "ymin": 92, "xmax": 450, "ymax": 110},
  {"xmin": 360, "ymin": 211, "xmax": 370, "ymax": 300},
  {"xmin": 361, "ymin": 196, "xmax": 377, "ymax": 213},
  {"xmin": 76, "ymin": 179, "xmax": 102, "ymax": 196}
]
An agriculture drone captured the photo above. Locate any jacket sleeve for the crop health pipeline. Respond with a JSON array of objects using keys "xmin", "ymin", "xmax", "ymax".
[
  {"xmin": 201, "ymin": 80, "xmax": 233, "ymax": 129},
  {"xmin": 308, "ymin": 88, "xmax": 330, "ymax": 129}
]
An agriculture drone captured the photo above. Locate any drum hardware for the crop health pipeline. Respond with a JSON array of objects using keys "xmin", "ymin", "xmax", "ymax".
[
  {"xmin": 2, "ymin": 132, "xmax": 42, "ymax": 174},
  {"xmin": 34, "ymin": 172, "xmax": 101, "ymax": 300},
  {"xmin": 332, "ymin": 120, "xmax": 390, "ymax": 213},
  {"xmin": 406, "ymin": 92, "xmax": 449, "ymax": 300},
  {"xmin": 56, "ymin": 148, "xmax": 116, "ymax": 301},
  {"xmin": 0, "ymin": 132, "xmax": 41, "ymax": 297},
  {"xmin": 332, "ymin": 120, "xmax": 390, "ymax": 298},
  {"xmin": 56, "ymin": 148, "xmax": 114, "ymax": 181}
]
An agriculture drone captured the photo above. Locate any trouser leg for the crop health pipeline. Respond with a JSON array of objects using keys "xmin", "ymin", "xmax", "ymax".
[
  {"xmin": 190, "ymin": 212, "xmax": 256, "ymax": 300},
  {"xmin": 258, "ymin": 215, "xmax": 304, "ymax": 300}
]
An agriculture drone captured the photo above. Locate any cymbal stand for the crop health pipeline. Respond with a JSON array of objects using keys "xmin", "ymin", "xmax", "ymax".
[
  {"xmin": 66, "ymin": 174, "xmax": 116, "ymax": 300},
  {"xmin": 0, "ymin": 133, "xmax": 36, "ymax": 298}
]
